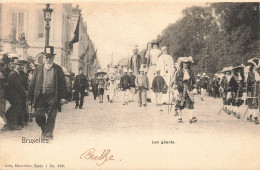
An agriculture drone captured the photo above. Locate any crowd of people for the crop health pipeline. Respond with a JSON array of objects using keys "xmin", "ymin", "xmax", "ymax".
[
  {"xmin": 0, "ymin": 42, "xmax": 259, "ymax": 141},
  {"xmin": 88, "ymin": 41, "xmax": 259, "ymax": 125}
]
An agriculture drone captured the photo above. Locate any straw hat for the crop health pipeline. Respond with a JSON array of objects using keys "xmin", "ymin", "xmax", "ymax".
[
  {"xmin": 177, "ymin": 56, "xmax": 194, "ymax": 63},
  {"xmin": 247, "ymin": 58, "xmax": 259, "ymax": 68},
  {"xmin": 221, "ymin": 66, "xmax": 233, "ymax": 73},
  {"xmin": 95, "ymin": 68, "xmax": 107, "ymax": 76}
]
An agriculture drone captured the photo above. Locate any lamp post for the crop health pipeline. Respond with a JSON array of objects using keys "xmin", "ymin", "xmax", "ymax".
[{"xmin": 43, "ymin": 4, "xmax": 53, "ymax": 47}]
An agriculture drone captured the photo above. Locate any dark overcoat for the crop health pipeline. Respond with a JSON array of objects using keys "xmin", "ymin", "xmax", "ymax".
[
  {"xmin": 7, "ymin": 70, "xmax": 27, "ymax": 104},
  {"xmin": 28, "ymin": 63, "xmax": 66, "ymax": 108}
]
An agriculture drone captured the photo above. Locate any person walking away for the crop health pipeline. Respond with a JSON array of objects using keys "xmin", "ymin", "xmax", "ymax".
[
  {"xmin": 151, "ymin": 69, "xmax": 167, "ymax": 111},
  {"xmin": 4, "ymin": 59, "xmax": 27, "ymax": 130},
  {"xmin": 73, "ymin": 67, "xmax": 88, "ymax": 109},
  {"xmin": 120, "ymin": 68, "xmax": 131, "ymax": 105},
  {"xmin": 128, "ymin": 69, "xmax": 136, "ymax": 102},
  {"xmin": 91, "ymin": 75, "xmax": 98, "ymax": 100},
  {"xmin": 65, "ymin": 72, "xmax": 72, "ymax": 103},
  {"xmin": 28, "ymin": 46, "xmax": 66, "ymax": 140},
  {"xmin": 135, "ymin": 67, "xmax": 149, "ymax": 107},
  {"xmin": 175, "ymin": 57, "xmax": 196, "ymax": 123}
]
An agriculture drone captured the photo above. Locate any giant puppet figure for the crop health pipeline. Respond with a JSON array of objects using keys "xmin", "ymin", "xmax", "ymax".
[
  {"xmin": 174, "ymin": 56, "xmax": 196, "ymax": 123},
  {"xmin": 156, "ymin": 46, "xmax": 174, "ymax": 103},
  {"xmin": 146, "ymin": 40, "xmax": 161, "ymax": 102}
]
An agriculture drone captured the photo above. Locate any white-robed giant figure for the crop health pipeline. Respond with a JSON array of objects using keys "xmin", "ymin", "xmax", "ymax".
[
  {"xmin": 146, "ymin": 42, "xmax": 161, "ymax": 102},
  {"xmin": 156, "ymin": 46, "xmax": 174, "ymax": 103}
]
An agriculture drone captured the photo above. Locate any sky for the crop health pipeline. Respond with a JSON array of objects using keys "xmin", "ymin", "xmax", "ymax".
[{"xmin": 77, "ymin": 1, "xmax": 206, "ymax": 68}]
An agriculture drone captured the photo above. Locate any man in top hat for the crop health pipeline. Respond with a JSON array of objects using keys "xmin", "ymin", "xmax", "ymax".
[
  {"xmin": 130, "ymin": 45, "xmax": 142, "ymax": 76},
  {"xmin": 246, "ymin": 58, "xmax": 259, "ymax": 124},
  {"xmin": 156, "ymin": 46, "xmax": 174, "ymax": 104},
  {"xmin": 28, "ymin": 46, "xmax": 66, "ymax": 140},
  {"xmin": 128, "ymin": 69, "xmax": 136, "ymax": 102},
  {"xmin": 73, "ymin": 67, "xmax": 89, "ymax": 109},
  {"xmin": 120, "ymin": 67, "xmax": 131, "ymax": 105},
  {"xmin": 4, "ymin": 59, "xmax": 27, "ymax": 130}
]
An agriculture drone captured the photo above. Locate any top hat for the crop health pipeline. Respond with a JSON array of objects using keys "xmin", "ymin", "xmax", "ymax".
[
  {"xmin": 43, "ymin": 46, "xmax": 56, "ymax": 57},
  {"xmin": 2, "ymin": 54, "xmax": 11, "ymax": 64}
]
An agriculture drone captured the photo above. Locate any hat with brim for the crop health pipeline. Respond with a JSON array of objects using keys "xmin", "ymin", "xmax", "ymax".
[
  {"xmin": 8, "ymin": 53, "xmax": 20, "ymax": 59},
  {"xmin": 150, "ymin": 39, "xmax": 159, "ymax": 46},
  {"xmin": 2, "ymin": 54, "xmax": 11, "ymax": 64},
  {"xmin": 133, "ymin": 45, "xmax": 138, "ymax": 50},
  {"xmin": 13, "ymin": 59, "xmax": 24, "ymax": 65},
  {"xmin": 42, "ymin": 46, "xmax": 56, "ymax": 57},
  {"xmin": 221, "ymin": 66, "xmax": 233, "ymax": 73},
  {"xmin": 232, "ymin": 64, "xmax": 245, "ymax": 71},
  {"xmin": 247, "ymin": 58, "xmax": 259, "ymax": 68},
  {"xmin": 139, "ymin": 67, "xmax": 145, "ymax": 72},
  {"xmin": 177, "ymin": 56, "xmax": 194, "ymax": 63},
  {"xmin": 95, "ymin": 69, "xmax": 107, "ymax": 76},
  {"xmin": 128, "ymin": 69, "xmax": 133, "ymax": 73}
]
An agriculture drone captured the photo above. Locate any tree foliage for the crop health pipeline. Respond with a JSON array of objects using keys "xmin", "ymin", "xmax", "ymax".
[{"xmin": 158, "ymin": 2, "xmax": 259, "ymax": 75}]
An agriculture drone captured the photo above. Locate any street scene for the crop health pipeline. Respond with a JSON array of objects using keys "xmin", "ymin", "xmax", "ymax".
[
  {"xmin": 0, "ymin": 93, "xmax": 260, "ymax": 169},
  {"xmin": 0, "ymin": 1, "xmax": 260, "ymax": 170}
]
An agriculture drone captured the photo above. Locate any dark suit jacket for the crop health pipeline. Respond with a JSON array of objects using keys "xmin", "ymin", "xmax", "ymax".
[
  {"xmin": 130, "ymin": 54, "xmax": 142, "ymax": 72},
  {"xmin": 73, "ymin": 74, "xmax": 89, "ymax": 91},
  {"xmin": 28, "ymin": 63, "xmax": 66, "ymax": 108},
  {"xmin": 7, "ymin": 70, "xmax": 27, "ymax": 104}
]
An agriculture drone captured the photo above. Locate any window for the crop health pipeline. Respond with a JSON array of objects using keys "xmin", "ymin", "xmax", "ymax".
[
  {"xmin": 12, "ymin": 12, "xmax": 24, "ymax": 36},
  {"xmin": 37, "ymin": 12, "xmax": 44, "ymax": 38}
]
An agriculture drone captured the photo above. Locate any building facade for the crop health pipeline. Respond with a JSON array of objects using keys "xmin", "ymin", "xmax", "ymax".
[
  {"xmin": 0, "ymin": 3, "xmax": 73, "ymax": 70},
  {"xmin": 70, "ymin": 5, "xmax": 100, "ymax": 77}
]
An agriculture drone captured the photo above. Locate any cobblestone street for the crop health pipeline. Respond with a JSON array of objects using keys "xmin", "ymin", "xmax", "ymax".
[{"xmin": 1, "ymin": 93, "xmax": 260, "ymax": 169}]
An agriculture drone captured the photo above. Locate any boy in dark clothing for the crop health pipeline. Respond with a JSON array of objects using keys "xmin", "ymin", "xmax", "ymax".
[{"xmin": 151, "ymin": 70, "xmax": 167, "ymax": 111}]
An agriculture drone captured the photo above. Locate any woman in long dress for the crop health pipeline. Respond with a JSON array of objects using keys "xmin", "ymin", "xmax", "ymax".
[
  {"xmin": 156, "ymin": 46, "xmax": 174, "ymax": 104},
  {"xmin": 146, "ymin": 42, "xmax": 161, "ymax": 102}
]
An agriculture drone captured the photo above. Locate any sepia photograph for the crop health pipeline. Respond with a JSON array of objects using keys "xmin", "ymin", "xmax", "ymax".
[{"xmin": 0, "ymin": 0, "xmax": 259, "ymax": 169}]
